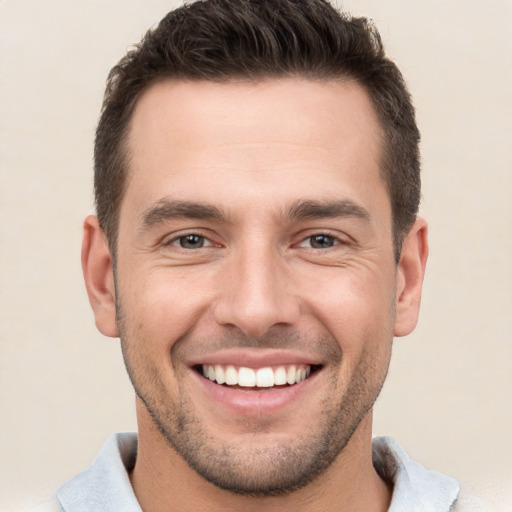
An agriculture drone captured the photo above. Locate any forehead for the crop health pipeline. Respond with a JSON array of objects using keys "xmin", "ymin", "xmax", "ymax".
[{"xmin": 122, "ymin": 78, "xmax": 386, "ymax": 220}]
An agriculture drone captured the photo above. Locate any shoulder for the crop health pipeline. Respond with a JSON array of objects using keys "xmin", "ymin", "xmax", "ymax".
[
  {"xmin": 28, "ymin": 433, "xmax": 138, "ymax": 512},
  {"xmin": 55, "ymin": 432, "xmax": 140, "ymax": 511},
  {"xmin": 372, "ymin": 437, "xmax": 503, "ymax": 512}
]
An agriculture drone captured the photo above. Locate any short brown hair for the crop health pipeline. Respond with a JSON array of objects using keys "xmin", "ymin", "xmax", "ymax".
[{"xmin": 95, "ymin": 0, "xmax": 420, "ymax": 261}]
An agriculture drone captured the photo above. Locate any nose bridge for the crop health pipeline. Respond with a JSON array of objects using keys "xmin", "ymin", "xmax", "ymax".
[{"xmin": 212, "ymin": 236, "xmax": 299, "ymax": 337}]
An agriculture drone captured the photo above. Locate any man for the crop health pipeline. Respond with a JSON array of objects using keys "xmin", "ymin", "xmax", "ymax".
[{"xmin": 35, "ymin": 0, "xmax": 487, "ymax": 510}]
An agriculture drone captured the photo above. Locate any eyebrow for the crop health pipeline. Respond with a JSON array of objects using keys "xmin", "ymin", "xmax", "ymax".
[
  {"xmin": 286, "ymin": 199, "xmax": 370, "ymax": 222},
  {"xmin": 141, "ymin": 200, "xmax": 225, "ymax": 229},
  {"xmin": 140, "ymin": 197, "xmax": 370, "ymax": 230}
]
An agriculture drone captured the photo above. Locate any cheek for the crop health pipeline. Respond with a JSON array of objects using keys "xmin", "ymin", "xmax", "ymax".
[
  {"xmin": 119, "ymin": 269, "xmax": 215, "ymax": 351},
  {"xmin": 301, "ymin": 267, "xmax": 396, "ymax": 352}
]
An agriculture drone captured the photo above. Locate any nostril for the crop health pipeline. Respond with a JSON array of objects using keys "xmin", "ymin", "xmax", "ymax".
[{"xmin": 210, "ymin": 273, "xmax": 301, "ymax": 338}]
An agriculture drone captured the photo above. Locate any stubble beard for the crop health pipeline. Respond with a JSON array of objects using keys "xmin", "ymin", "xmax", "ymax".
[{"xmin": 117, "ymin": 303, "xmax": 392, "ymax": 497}]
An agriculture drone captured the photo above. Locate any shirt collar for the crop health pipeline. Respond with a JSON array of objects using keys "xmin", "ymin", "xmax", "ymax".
[
  {"xmin": 57, "ymin": 433, "xmax": 141, "ymax": 512},
  {"xmin": 373, "ymin": 436, "xmax": 460, "ymax": 511},
  {"xmin": 57, "ymin": 433, "xmax": 460, "ymax": 511}
]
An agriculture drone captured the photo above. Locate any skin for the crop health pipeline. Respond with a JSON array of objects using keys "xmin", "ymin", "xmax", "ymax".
[{"xmin": 82, "ymin": 79, "xmax": 428, "ymax": 511}]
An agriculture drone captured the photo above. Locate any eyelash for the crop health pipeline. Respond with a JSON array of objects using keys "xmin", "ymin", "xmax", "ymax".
[
  {"xmin": 166, "ymin": 233, "xmax": 217, "ymax": 249},
  {"xmin": 164, "ymin": 231, "xmax": 347, "ymax": 251},
  {"xmin": 297, "ymin": 233, "xmax": 342, "ymax": 249}
]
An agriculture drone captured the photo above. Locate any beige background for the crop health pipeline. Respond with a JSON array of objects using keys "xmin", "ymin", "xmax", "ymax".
[{"xmin": 1, "ymin": 0, "xmax": 511, "ymax": 510}]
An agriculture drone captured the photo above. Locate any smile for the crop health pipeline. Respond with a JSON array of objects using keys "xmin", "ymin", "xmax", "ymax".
[
  {"xmin": 189, "ymin": 356, "xmax": 324, "ymax": 414},
  {"xmin": 200, "ymin": 364, "xmax": 317, "ymax": 388}
]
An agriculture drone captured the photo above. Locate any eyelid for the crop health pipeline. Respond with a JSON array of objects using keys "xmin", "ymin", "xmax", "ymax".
[
  {"xmin": 162, "ymin": 229, "xmax": 222, "ymax": 248},
  {"xmin": 294, "ymin": 230, "xmax": 352, "ymax": 248},
  {"xmin": 170, "ymin": 235, "xmax": 213, "ymax": 248},
  {"xmin": 297, "ymin": 235, "xmax": 338, "ymax": 249}
]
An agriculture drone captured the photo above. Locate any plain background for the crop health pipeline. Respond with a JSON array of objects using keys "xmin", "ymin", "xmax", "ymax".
[{"xmin": 1, "ymin": 0, "xmax": 511, "ymax": 510}]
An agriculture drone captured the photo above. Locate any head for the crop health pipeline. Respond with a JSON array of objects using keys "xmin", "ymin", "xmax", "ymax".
[
  {"xmin": 94, "ymin": 0, "xmax": 420, "ymax": 262},
  {"xmin": 83, "ymin": 0, "xmax": 428, "ymax": 500}
]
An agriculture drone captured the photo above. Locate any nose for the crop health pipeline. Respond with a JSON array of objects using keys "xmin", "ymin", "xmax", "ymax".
[{"xmin": 211, "ymin": 244, "xmax": 301, "ymax": 338}]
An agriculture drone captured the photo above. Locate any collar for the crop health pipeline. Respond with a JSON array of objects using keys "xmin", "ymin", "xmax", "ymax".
[
  {"xmin": 373, "ymin": 436, "xmax": 460, "ymax": 511},
  {"xmin": 57, "ymin": 433, "xmax": 141, "ymax": 512},
  {"xmin": 57, "ymin": 433, "xmax": 460, "ymax": 511}
]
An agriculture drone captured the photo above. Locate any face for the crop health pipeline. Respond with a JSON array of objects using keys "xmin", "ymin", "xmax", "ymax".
[{"xmin": 101, "ymin": 79, "xmax": 411, "ymax": 494}]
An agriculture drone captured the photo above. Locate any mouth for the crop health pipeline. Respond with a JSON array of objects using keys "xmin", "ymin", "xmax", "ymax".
[{"xmin": 195, "ymin": 363, "xmax": 322, "ymax": 390}]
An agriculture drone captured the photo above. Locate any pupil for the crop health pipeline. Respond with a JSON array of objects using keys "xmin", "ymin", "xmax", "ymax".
[
  {"xmin": 181, "ymin": 235, "xmax": 203, "ymax": 248},
  {"xmin": 311, "ymin": 235, "xmax": 333, "ymax": 248}
]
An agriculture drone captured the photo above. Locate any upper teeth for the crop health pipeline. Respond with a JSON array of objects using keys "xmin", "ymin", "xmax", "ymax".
[{"xmin": 202, "ymin": 364, "xmax": 311, "ymax": 387}]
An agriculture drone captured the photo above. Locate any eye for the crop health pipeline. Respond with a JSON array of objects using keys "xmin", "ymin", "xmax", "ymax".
[
  {"xmin": 300, "ymin": 234, "xmax": 338, "ymax": 249},
  {"xmin": 171, "ymin": 234, "xmax": 210, "ymax": 249}
]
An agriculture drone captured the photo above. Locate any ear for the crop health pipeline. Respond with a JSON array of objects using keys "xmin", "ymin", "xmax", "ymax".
[
  {"xmin": 394, "ymin": 218, "xmax": 429, "ymax": 337},
  {"xmin": 81, "ymin": 215, "xmax": 119, "ymax": 338}
]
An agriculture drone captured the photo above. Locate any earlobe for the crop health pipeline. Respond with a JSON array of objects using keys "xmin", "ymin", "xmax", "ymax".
[
  {"xmin": 394, "ymin": 218, "xmax": 429, "ymax": 337},
  {"xmin": 81, "ymin": 215, "xmax": 119, "ymax": 338}
]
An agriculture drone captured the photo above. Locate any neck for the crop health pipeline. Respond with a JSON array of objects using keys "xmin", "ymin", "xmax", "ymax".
[{"xmin": 130, "ymin": 401, "xmax": 391, "ymax": 512}]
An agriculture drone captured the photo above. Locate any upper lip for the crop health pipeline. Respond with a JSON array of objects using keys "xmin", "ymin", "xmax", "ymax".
[{"xmin": 187, "ymin": 349, "xmax": 324, "ymax": 368}]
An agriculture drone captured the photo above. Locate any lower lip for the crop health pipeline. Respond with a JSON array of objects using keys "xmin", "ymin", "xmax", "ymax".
[{"xmin": 191, "ymin": 370, "xmax": 319, "ymax": 415}]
